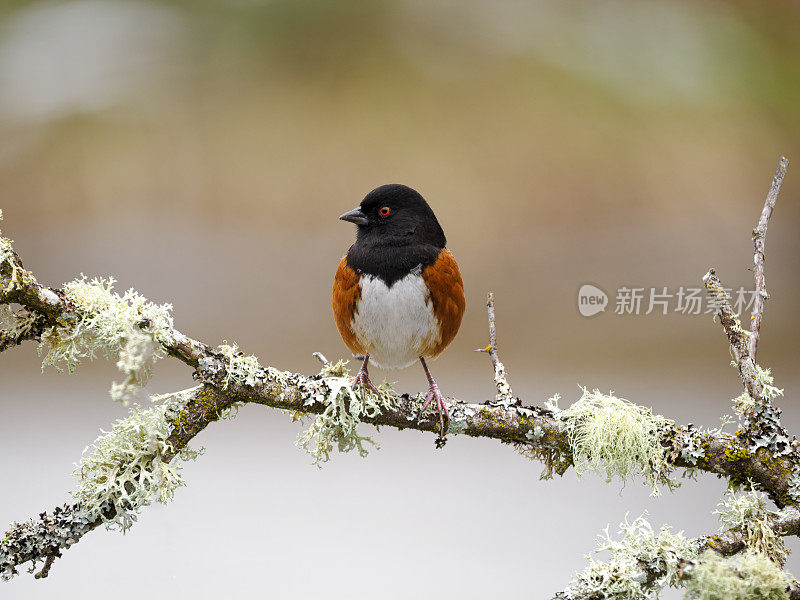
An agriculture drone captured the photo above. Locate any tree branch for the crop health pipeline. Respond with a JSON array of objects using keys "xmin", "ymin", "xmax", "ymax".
[
  {"xmin": 549, "ymin": 507, "xmax": 800, "ymax": 600},
  {"xmin": 475, "ymin": 292, "xmax": 515, "ymax": 406},
  {"xmin": 749, "ymin": 156, "xmax": 788, "ymax": 362},
  {"xmin": 703, "ymin": 268, "xmax": 796, "ymax": 461},
  {"xmin": 2, "ymin": 158, "xmax": 798, "ymax": 593}
]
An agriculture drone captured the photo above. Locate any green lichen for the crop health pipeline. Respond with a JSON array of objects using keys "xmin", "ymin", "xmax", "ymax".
[
  {"xmin": 724, "ymin": 446, "xmax": 749, "ymax": 462},
  {"xmin": 731, "ymin": 393, "xmax": 756, "ymax": 417},
  {"xmin": 714, "ymin": 490, "xmax": 787, "ymax": 566},
  {"xmin": 558, "ymin": 388, "xmax": 673, "ymax": 495},
  {"xmin": 566, "ymin": 513, "xmax": 697, "ymax": 599},
  {"xmin": 318, "ymin": 359, "xmax": 349, "ymax": 378},
  {"xmin": 217, "ymin": 342, "xmax": 263, "ymax": 388},
  {"xmin": 73, "ymin": 399, "xmax": 201, "ymax": 532},
  {"xmin": 684, "ymin": 550, "xmax": 790, "ymax": 600},
  {"xmin": 755, "ymin": 366, "xmax": 784, "ymax": 401},
  {"xmin": 296, "ymin": 361, "xmax": 397, "ymax": 466},
  {"xmin": 38, "ymin": 275, "xmax": 174, "ymax": 405},
  {"xmin": 732, "ymin": 367, "xmax": 782, "ymax": 417}
]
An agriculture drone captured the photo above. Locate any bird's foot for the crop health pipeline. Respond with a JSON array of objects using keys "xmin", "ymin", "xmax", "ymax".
[
  {"xmin": 352, "ymin": 368, "xmax": 380, "ymax": 400},
  {"xmin": 421, "ymin": 381, "xmax": 449, "ymax": 440}
]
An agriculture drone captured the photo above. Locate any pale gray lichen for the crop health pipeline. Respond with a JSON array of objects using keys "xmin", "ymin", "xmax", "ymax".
[
  {"xmin": 295, "ymin": 361, "xmax": 397, "ymax": 466},
  {"xmin": 680, "ymin": 424, "xmax": 707, "ymax": 466},
  {"xmin": 318, "ymin": 358, "xmax": 349, "ymax": 378},
  {"xmin": 217, "ymin": 342, "xmax": 263, "ymax": 388},
  {"xmin": 38, "ymin": 275, "xmax": 175, "ymax": 405},
  {"xmin": 558, "ymin": 388, "xmax": 673, "ymax": 495},
  {"xmin": 684, "ymin": 550, "xmax": 791, "ymax": 600},
  {"xmin": 755, "ymin": 366, "xmax": 784, "ymax": 401},
  {"xmin": 526, "ymin": 425, "xmax": 545, "ymax": 440},
  {"xmin": 1, "ymin": 504, "xmax": 94, "ymax": 582},
  {"xmin": 714, "ymin": 490, "xmax": 787, "ymax": 566},
  {"xmin": 545, "ymin": 392, "xmax": 562, "ymax": 413},
  {"xmin": 565, "ymin": 513, "xmax": 697, "ymax": 600},
  {"xmin": 732, "ymin": 366, "xmax": 783, "ymax": 417},
  {"xmin": 211, "ymin": 346, "xmax": 395, "ymax": 464},
  {"xmin": 73, "ymin": 399, "xmax": 201, "ymax": 532},
  {"xmin": 731, "ymin": 393, "xmax": 756, "ymax": 418},
  {"xmin": 0, "ymin": 305, "xmax": 38, "ymax": 340},
  {"xmin": 788, "ymin": 472, "xmax": 800, "ymax": 504}
]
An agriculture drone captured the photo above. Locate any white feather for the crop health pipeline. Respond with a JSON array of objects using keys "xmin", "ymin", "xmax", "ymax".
[{"xmin": 351, "ymin": 272, "xmax": 440, "ymax": 369}]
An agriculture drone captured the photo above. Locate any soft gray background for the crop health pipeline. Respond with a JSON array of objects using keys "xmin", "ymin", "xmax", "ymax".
[{"xmin": 1, "ymin": 0, "xmax": 799, "ymax": 598}]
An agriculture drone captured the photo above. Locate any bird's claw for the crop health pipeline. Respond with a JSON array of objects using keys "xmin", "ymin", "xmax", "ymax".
[
  {"xmin": 421, "ymin": 382, "xmax": 449, "ymax": 440},
  {"xmin": 352, "ymin": 368, "xmax": 379, "ymax": 400}
]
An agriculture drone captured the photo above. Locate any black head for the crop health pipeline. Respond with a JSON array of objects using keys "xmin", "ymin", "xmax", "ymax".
[{"xmin": 339, "ymin": 184, "xmax": 446, "ymax": 249}]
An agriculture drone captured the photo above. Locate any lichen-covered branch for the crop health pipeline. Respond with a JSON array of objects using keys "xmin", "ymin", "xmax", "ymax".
[
  {"xmin": 0, "ymin": 306, "xmax": 46, "ymax": 353},
  {"xmin": 3, "ymin": 240, "xmax": 800, "ymax": 576},
  {"xmin": 702, "ymin": 269, "xmax": 798, "ymax": 479},
  {"xmin": 2, "ymin": 158, "xmax": 798, "ymax": 595},
  {"xmin": 552, "ymin": 495, "xmax": 800, "ymax": 600},
  {"xmin": 3, "ymin": 258, "xmax": 799, "ymax": 500}
]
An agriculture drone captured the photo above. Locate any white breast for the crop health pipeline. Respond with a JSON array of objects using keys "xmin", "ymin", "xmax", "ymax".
[{"xmin": 351, "ymin": 272, "xmax": 440, "ymax": 370}]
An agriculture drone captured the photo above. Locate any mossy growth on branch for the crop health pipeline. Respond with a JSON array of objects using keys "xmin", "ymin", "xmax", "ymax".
[
  {"xmin": 214, "ymin": 344, "xmax": 397, "ymax": 466},
  {"xmin": 755, "ymin": 366, "xmax": 784, "ymax": 402},
  {"xmin": 684, "ymin": 550, "xmax": 791, "ymax": 600},
  {"xmin": 558, "ymin": 388, "xmax": 673, "ymax": 495},
  {"xmin": 714, "ymin": 490, "xmax": 787, "ymax": 566},
  {"xmin": 38, "ymin": 275, "xmax": 175, "ymax": 405},
  {"xmin": 217, "ymin": 342, "xmax": 263, "ymax": 388},
  {"xmin": 566, "ymin": 513, "xmax": 696, "ymax": 600},
  {"xmin": 296, "ymin": 360, "xmax": 397, "ymax": 466},
  {"xmin": 0, "ymin": 305, "xmax": 38, "ymax": 341},
  {"xmin": 73, "ymin": 399, "xmax": 201, "ymax": 532},
  {"xmin": 732, "ymin": 366, "xmax": 784, "ymax": 417}
]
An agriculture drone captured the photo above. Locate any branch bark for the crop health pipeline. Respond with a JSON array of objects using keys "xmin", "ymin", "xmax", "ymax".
[
  {"xmin": 749, "ymin": 156, "xmax": 788, "ymax": 362},
  {"xmin": 475, "ymin": 292, "xmax": 515, "ymax": 406}
]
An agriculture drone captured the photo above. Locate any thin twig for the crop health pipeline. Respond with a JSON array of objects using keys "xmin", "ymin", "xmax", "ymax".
[
  {"xmin": 475, "ymin": 292, "xmax": 515, "ymax": 406},
  {"xmin": 749, "ymin": 156, "xmax": 788, "ymax": 362},
  {"xmin": 701, "ymin": 158, "xmax": 794, "ymax": 457},
  {"xmin": 33, "ymin": 554, "xmax": 56, "ymax": 579},
  {"xmin": 312, "ymin": 352, "xmax": 330, "ymax": 366}
]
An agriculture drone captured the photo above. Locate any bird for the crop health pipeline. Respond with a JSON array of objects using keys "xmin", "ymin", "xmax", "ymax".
[{"xmin": 332, "ymin": 184, "xmax": 465, "ymax": 436}]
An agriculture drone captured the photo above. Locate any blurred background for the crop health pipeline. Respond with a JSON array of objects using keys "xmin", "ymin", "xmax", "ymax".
[{"xmin": 1, "ymin": 0, "xmax": 799, "ymax": 598}]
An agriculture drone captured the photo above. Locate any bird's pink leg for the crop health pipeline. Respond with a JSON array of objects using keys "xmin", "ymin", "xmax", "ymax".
[
  {"xmin": 420, "ymin": 357, "xmax": 449, "ymax": 436},
  {"xmin": 352, "ymin": 354, "xmax": 380, "ymax": 399}
]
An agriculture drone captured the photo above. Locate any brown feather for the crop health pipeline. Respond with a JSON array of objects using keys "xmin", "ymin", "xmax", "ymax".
[
  {"xmin": 332, "ymin": 256, "xmax": 365, "ymax": 356},
  {"xmin": 421, "ymin": 249, "xmax": 465, "ymax": 358}
]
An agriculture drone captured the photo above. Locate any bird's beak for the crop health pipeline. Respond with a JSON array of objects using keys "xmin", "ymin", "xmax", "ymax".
[{"xmin": 339, "ymin": 207, "xmax": 369, "ymax": 226}]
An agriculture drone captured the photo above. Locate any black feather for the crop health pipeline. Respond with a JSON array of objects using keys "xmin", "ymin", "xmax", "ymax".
[{"xmin": 345, "ymin": 184, "xmax": 446, "ymax": 287}]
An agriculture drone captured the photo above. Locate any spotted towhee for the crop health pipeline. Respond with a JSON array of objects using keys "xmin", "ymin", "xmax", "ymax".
[{"xmin": 332, "ymin": 184, "xmax": 465, "ymax": 434}]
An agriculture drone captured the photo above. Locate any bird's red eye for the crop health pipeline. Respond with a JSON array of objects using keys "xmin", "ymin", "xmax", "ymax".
[{"xmin": 379, "ymin": 206, "xmax": 391, "ymax": 216}]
